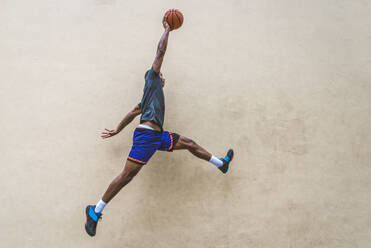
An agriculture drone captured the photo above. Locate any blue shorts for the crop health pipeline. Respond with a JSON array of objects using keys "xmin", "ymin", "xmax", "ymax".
[{"xmin": 127, "ymin": 128, "xmax": 180, "ymax": 165}]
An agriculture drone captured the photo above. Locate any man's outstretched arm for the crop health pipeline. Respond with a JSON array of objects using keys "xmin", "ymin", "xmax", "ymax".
[
  {"xmin": 152, "ymin": 17, "xmax": 171, "ymax": 73},
  {"xmin": 101, "ymin": 104, "xmax": 141, "ymax": 139}
]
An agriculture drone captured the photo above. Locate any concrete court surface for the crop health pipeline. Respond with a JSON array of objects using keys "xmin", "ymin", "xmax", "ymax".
[{"xmin": 1, "ymin": 0, "xmax": 371, "ymax": 247}]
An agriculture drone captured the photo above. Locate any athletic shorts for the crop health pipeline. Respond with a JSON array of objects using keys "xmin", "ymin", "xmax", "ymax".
[{"xmin": 127, "ymin": 128, "xmax": 180, "ymax": 165}]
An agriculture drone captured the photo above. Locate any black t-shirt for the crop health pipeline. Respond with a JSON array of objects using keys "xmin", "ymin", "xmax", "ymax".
[{"xmin": 138, "ymin": 67, "xmax": 165, "ymax": 129}]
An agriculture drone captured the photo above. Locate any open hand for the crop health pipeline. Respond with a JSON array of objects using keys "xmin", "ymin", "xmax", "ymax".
[
  {"xmin": 162, "ymin": 16, "xmax": 171, "ymax": 31},
  {"xmin": 101, "ymin": 128, "xmax": 118, "ymax": 139}
]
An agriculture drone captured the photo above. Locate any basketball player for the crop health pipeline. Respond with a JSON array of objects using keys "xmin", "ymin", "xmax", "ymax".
[{"xmin": 85, "ymin": 17, "xmax": 234, "ymax": 237}]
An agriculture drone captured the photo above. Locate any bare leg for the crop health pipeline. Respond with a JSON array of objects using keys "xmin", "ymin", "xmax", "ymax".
[
  {"xmin": 173, "ymin": 136, "xmax": 212, "ymax": 161},
  {"xmin": 102, "ymin": 160, "xmax": 142, "ymax": 203}
]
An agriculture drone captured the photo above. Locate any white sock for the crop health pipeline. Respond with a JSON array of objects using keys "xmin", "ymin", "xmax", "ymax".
[
  {"xmin": 209, "ymin": 155, "xmax": 224, "ymax": 167},
  {"xmin": 95, "ymin": 199, "xmax": 107, "ymax": 214}
]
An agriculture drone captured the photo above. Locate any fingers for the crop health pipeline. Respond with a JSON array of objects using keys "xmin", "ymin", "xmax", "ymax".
[
  {"xmin": 101, "ymin": 133, "xmax": 113, "ymax": 139},
  {"xmin": 102, "ymin": 128, "xmax": 114, "ymax": 134},
  {"xmin": 101, "ymin": 128, "xmax": 116, "ymax": 139},
  {"xmin": 162, "ymin": 16, "xmax": 166, "ymax": 27},
  {"xmin": 102, "ymin": 131, "xmax": 113, "ymax": 135},
  {"xmin": 162, "ymin": 16, "xmax": 170, "ymax": 29}
]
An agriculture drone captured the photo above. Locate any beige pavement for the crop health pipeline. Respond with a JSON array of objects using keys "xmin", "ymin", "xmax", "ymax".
[{"xmin": 1, "ymin": 0, "xmax": 371, "ymax": 247}]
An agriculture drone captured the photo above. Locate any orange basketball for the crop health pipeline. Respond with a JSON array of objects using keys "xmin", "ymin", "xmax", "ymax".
[{"xmin": 164, "ymin": 9, "xmax": 183, "ymax": 30}]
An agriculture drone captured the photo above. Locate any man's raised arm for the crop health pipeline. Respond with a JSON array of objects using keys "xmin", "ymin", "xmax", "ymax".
[{"xmin": 152, "ymin": 17, "xmax": 171, "ymax": 73}]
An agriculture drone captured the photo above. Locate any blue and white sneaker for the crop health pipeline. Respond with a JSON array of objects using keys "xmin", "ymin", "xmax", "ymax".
[
  {"xmin": 85, "ymin": 205, "xmax": 102, "ymax": 237},
  {"xmin": 218, "ymin": 149, "xmax": 234, "ymax": 174}
]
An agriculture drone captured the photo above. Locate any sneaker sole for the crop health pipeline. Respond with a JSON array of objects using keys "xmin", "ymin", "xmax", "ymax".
[
  {"xmin": 228, "ymin": 149, "xmax": 234, "ymax": 162},
  {"xmin": 85, "ymin": 206, "xmax": 95, "ymax": 237}
]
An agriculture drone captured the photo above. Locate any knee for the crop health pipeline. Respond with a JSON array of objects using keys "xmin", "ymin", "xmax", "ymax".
[
  {"xmin": 185, "ymin": 138, "xmax": 197, "ymax": 151},
  {"xmin": 118, "ymin": 170, "xmax": 138, "ymax": 185},
  {"xmin": 127, "ymin": 169, "xmax": 139, "ymax": 179}
]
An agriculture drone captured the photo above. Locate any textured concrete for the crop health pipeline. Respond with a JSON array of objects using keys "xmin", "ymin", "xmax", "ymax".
[{"xmin": 1, "ymin": 0, "xmax": 371, "ymax": 247}]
